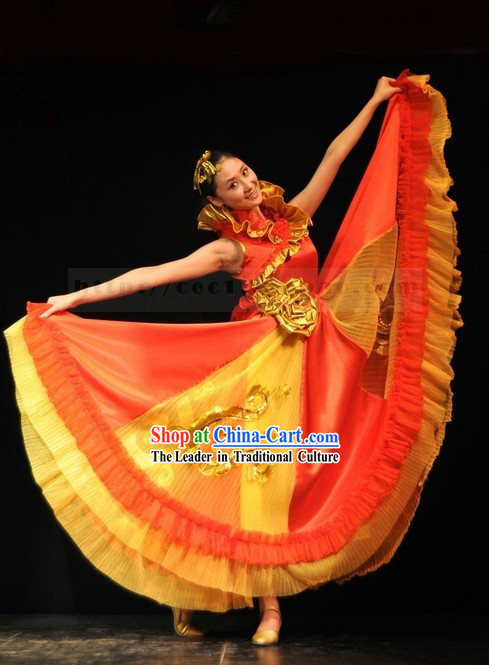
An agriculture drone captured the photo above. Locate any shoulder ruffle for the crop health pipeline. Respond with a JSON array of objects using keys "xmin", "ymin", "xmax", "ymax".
[{"xmin": 197, "ymin": 180, "xmax": 313, "ymax": 288}]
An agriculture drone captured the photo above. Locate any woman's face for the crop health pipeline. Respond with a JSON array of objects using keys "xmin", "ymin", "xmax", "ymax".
[{"xmin": 207, "ymin": 157, "xmax": 263, "ymax": 211}]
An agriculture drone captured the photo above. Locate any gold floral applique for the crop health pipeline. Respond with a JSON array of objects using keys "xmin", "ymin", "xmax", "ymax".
[
  {"xmin": 253, "ymin": 277, "xmax": 319, "ymax": 337},
  {"xmin": 164, "ymin": 383, "xmax": 291, "ymax": 482}
]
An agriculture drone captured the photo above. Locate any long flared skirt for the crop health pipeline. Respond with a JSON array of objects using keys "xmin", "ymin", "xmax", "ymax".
[{"xmin": 3, "ymin": 70, "xmax": 463, "ymax": 611}]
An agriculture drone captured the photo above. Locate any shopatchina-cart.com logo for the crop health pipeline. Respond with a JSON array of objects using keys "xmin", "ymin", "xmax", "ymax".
[{"xmin": 148, "ymin": 425, "xmax": 340, "ymax": 465}]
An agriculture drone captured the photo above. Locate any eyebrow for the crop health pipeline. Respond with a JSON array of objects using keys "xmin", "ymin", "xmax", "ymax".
[{"xmin": 225, "ymin": 162, "xmax": 245, "ymax": 184}]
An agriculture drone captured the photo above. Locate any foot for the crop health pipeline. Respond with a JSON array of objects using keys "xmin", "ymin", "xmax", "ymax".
[
  {"xmin": 172, "ymin": 607, "xmax": 204, "ymax": 638},
  {"xmin": 179, "ymin": 609, "xmax": 193, "ymax": 624},
  {"xmin": 252, "ymin": 600, "xmax": 282, "ymax": 645},
  {"xmin": 256, "ymin": 602, "xmax": 282, "ymax": 633},
  {"xmin": 256, "ymin": 607, "xmax": 282, "ymax": 633}
]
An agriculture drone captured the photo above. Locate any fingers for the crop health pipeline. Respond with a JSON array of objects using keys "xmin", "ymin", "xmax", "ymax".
[{"xmin": 39, "ymin": 306, "xmax": 55, "ymax": 319}]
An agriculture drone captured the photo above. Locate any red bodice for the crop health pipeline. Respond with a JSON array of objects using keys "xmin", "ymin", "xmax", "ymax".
[{"xmin": 196, "ymin": 180, "xmax": 317, "ymax": 322}]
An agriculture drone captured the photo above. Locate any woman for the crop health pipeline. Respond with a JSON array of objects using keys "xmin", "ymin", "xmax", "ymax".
[{"xmin": 3, "ymin": 69, "xmax": 463, "ymax": 645}]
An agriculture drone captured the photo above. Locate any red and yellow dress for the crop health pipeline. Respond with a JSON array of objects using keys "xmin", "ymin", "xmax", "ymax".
[{"xmin": 3, "ymin": 70, "xmax": 463, "ymax": 611}]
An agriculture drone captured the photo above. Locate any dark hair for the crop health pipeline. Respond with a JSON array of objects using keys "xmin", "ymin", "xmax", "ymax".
[{"xmin": 193, "ymin": 149, "xmax": 240, "ymax": 211}]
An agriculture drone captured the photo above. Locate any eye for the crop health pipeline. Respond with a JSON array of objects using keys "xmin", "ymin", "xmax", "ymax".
[{"xmin": 229, "ymin": 168, "xmax": 249, "ymax": 189}]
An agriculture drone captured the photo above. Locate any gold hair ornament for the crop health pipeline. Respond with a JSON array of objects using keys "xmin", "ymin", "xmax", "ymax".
[{"xmin": 193, "ymin": 149, "xmax": 222, "ymax": 195}]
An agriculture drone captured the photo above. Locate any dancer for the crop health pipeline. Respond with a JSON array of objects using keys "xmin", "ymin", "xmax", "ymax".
[{"xmin": 3, "ymin": 70, "xmax": 463, "ymax": 645}]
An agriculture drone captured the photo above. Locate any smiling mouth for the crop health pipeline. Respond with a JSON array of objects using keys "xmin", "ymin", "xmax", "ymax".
[{"xmin": 247, "ymin": 188, "xmax": 258, "ymax": 199}]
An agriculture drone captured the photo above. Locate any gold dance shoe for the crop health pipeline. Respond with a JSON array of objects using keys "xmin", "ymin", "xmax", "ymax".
[
  {"xmin": 171, "ymin": 607, "xmax": 205, "ymax": 638},
  {"xmin": 251, "ymin": 606, "xmax": 282, "ymax": 645}
]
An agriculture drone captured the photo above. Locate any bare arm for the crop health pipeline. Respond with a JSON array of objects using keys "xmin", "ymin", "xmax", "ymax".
[
  {"xmin": 74, "ymin": 266, "xmax": 163, "ymax": 306},
  {"xmin": 287, "ymin": 97, "xmax": 381, "ymax": 218},
  {"xmin": 76, "ymin": 239, "xmax": 238, "ymax": 304},
  {"xmin": 325, "ymin": 96, "xmax": 381, "ymax": 160},
  {"xmin": 287, "ymin": 77, "xmax": 403, "ymax": 219},
  {"xmin": 147, "ymin": 238, "xmax": 243, "ymax": 289},
  {"xmin": 40, "ymin": 238, "xmax": 239, "ymax": 318}
]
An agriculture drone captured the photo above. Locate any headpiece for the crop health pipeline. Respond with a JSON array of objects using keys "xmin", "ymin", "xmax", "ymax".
[{"xmin": 193, "ymin": 149, "xmax": 222, "ymax": 195}]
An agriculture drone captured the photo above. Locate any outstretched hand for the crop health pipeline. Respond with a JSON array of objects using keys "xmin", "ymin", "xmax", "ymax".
[
  {"xmin": 372, "ymin": 76, "xmax": 404, "ymax": 104},
  {"xmin": 39, "ymin": 294, "xmax": 79, "ymax": 319}
]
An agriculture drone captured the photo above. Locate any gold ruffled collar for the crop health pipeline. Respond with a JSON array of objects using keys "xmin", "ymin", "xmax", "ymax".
[
  {"xmin": 197, "ymin": 180, "xmax": 313, "ymax": 288},
  {"xmin": 229, "ymin": 204, "xmax": 287, "ymax": 244},
  {"xmin": 197, "ymin": 180, "xmax": 311, "ymax": 236}
]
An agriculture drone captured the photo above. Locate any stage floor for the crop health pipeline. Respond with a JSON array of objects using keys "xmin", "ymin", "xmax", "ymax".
[{"xmin": 0, "ymin": 612, "xmax": 487, "ymax": 664}]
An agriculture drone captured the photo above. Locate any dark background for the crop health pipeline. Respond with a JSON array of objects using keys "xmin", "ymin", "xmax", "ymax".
[{"xmin": 1, "ymin": 1, "xmax": 485, "ymax": 616}]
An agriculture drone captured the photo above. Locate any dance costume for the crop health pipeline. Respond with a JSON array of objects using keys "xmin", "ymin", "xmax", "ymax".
[{"xmin": 3, "ymin": 69, "xmax": 463, "ymax": 612}]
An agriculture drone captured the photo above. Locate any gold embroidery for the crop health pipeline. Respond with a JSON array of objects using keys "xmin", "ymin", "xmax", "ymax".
[
  {"xmin": 164, "ymin": 383, "xmax": 291, "ymax": 482},
  {"xmin": 253, "ymin": 277, "xmax": 319, "ymax": 337},
  {"xmin": 373, "ymin": 278, "xmax": 395, "ymax": 356},
  {"xmin": 373, "ymin": 302, "xmax": 393, "ymax": 356}
]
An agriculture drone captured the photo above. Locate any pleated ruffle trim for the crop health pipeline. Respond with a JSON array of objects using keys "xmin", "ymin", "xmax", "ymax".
[{"xmin": 332, "ymin": 69, "xmax": 464, "ymax": 584}]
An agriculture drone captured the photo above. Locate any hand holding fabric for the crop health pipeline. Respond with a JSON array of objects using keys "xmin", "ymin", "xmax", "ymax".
[
  {"xmin": 39, "ymin": 293, "xmax": 80, "ymax": 319},
  {"xmin": 371, "ymin": 76, "xmax": 404, "ymax": 103}
]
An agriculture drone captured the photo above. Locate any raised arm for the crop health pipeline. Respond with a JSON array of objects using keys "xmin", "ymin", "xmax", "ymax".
[
  {"xmin": 39, "ymin": 238, "xmax": 241, "ymax": 319},
  {"xmin": 287, "ymin": 76, "xmax": 402, "ymax": 218}
]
